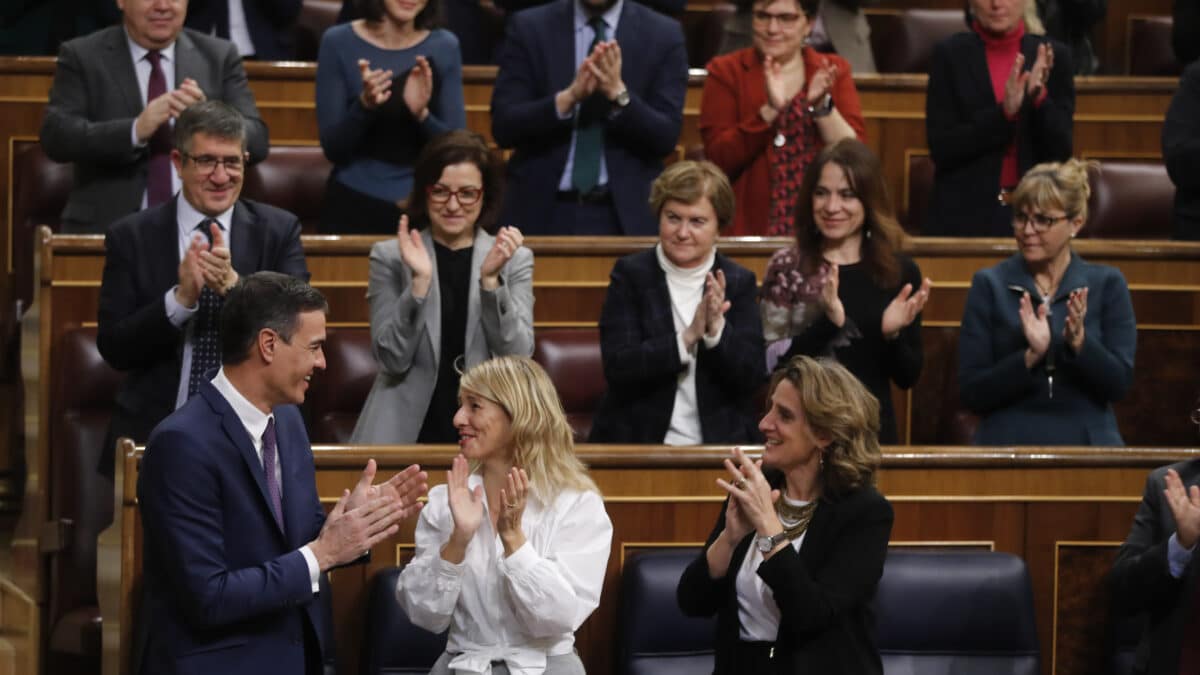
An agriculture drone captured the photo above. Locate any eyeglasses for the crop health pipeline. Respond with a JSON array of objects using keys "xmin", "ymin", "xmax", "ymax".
[
  {"xmin": 1013, "ymin": 212, "xmax": 1070, "ymax": 233},
  {"xmin": 751, "ymin": 10, "xmax": 802, "ymax": 26},
  {"xmin": 427, "ymin": 184, "xmax": 483, "ymax": 206},
  {"xmin": 182, "ymin": 152, "xmax": 246, "ymax": 175}
]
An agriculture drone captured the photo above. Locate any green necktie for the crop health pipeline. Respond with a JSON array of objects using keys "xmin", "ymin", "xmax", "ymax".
[{"xmin": 571, "ymin": 16, "xmax": 608, "ymax": 194}]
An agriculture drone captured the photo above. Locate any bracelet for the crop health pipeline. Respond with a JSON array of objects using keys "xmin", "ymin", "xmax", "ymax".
[{"xmin": 807, "ymin": 93, "xmax": 834, "ymax": 118}]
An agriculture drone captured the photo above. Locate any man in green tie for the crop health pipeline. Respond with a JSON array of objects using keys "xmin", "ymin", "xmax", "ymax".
[{"xmin": 491, "ymin": 0, "xmax": 688, "ymax": 235}]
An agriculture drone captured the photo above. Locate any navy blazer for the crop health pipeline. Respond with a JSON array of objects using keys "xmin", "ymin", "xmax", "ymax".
[
  {"xmin": 1111, "ymin": 459, "xmax": 1200, "ymax": 675},
  {"xmin": 678, "ymin": 471, "xmax": 893, "ymax": 675},
  {"xmin": 96, "ymin": 197, "xmax": 309, "ymax": 475},
  {"xmin": 185, "ymin": 0, "xmax": 304, "ymax": 60},
  {"xmin": 958, "ymin": 252, "xmax": 1136, "ymax": 445},
  {"xmin": 138, "ymin": 381, "xmax": 333, "ymax": 675},
  {"xmin": 588, "ymin": 248, "xmax": 765, "ymax": 444},
  {"xmin": 924, "ymin": 31, "xmax": 1075, "ymax": 236},
  {"xmin": 1164, "ymin": 61, "xmax": 1200, "ymax": 240},
  {"xmin": 490, "ymin": 0, "xmax": 688, "ymax": 235}
]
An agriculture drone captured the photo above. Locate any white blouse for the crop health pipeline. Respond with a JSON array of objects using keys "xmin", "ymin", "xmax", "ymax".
[
  {"xmin": 396, "ymin": 475, "xmax": 613, "ymax": 675},
  {"xmin": 735, "ymin": 497, "xmax": 812, "ymax": 641}
]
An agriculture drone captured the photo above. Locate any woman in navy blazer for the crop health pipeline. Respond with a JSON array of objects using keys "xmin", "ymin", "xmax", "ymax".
[
  {"xmin": 959, "ymin": 159, "xmax": 1137, "ymax": 445},
  {"xmin": 588, "ymin": 161, "xmax": 765, "ymax": 444},
  {"xmin": 677, "ymin": 355, "xmax": 893, "ymax": 674}
]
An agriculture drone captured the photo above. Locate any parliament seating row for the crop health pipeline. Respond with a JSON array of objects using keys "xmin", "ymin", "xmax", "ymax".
[{"xmin": 361, "ymin": 547, "xmax": 1042, "ymax": 675}]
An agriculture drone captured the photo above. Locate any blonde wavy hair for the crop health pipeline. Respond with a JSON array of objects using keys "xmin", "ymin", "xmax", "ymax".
[
  {"xmin": 1009, "ymin": 158, "xmax": 1097, "ymax": 224},
  {"xmin": 459, "ymin": 356, "xmax": 599, "ymax": 504},
  {"xmin": 768, "ymin": 355, "xmax": 882, "ymax": 494}
]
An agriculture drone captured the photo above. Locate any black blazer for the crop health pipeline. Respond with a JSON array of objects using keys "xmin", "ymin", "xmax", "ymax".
[
  {"xmin": 1164, "ymin": 61, "xmax": 1200, "ymax": 240},
  {"xmin": 96, "ymin": 197, "xmax": 309, "ymax": 475},
  {"xmin": 924, "ymin": 30, "xmax": 1075, "ymax": 236},
  {"xmin": 490, "ymin": 0, "xmax": 688, "ymax": 235},
  {"xmin": 588, "ymin": 248, "xmax": 765, "ymax": 444},
  {"xmin": 1110, "ymin": 459, "xmax": 1200, "ymax": 675},
  {"xmin": 39, "ymin": 26, "xmax": 270, "ymax": 233},
  {"xmin": 677, "ymin": 472, "xmax": 894, "ymax": 675},
  {"xmin": 185, "ymin": 0, "xmax": 304, "ymax": 61}
]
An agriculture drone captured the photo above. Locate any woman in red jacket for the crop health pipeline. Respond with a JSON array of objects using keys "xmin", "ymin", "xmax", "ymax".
[{"xmin": 700, "ymin": 0, "xmax": 866, "ymax": 237}]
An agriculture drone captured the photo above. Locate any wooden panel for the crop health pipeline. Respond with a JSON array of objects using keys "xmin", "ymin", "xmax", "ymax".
[{"xmin": 99, "ymin": 446, "xmax": 1197, "ymax": 675}]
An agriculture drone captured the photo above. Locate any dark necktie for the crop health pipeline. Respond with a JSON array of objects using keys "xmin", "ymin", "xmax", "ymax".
[
  {"xmin": 571, "ymin": 16, "xmax": 608, "ymax": 194},
  {"xmin": 261, "ymin": 417, "xmax": 284, "ymax": 531},
  {"xmin": 145, "ymin": 50, "xmax": 172, "ymax": 207},
  {"xmin": 186, "ymin": 219, "xmax": 223, "ymax": 397}
]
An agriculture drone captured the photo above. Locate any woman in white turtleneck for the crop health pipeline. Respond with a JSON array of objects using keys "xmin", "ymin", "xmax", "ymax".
[{"xmin": 588, "ymin": 161, "xmax": 766, "ymax": 445}]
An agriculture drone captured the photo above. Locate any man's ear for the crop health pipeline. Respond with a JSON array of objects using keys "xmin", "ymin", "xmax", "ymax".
[{"xmin": 257, "ymin": 328, "xmax": 277, "ymax": 364}]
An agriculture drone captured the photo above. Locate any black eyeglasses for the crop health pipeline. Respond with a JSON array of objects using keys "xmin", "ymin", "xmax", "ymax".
[
  {"xmin": 1013, "ymin": 212, "xmax": 1070, "ymax": 233},
  {"xmin": 182, "ymin": 152, "xmax": 246, "ymax": 174},
  {"xmin": 751, "ymin": 10, "xmax": 802, "ymax": 26},
  {"xmin": 427, "ymin": 184, "xmax": 483, "ymax": 206}
]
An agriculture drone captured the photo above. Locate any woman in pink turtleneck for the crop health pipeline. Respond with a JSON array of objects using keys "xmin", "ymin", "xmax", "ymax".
[{"xmin": 922, "ymin": 0, "xmax": 1075, "ymax": 237}]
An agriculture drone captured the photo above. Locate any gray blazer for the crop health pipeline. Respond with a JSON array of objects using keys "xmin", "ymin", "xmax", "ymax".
[
  {"xmin": 40, "ymin": 25, "xmax": 269, "ymax": 233},
  {"xmin": 350, "ymin": 228, "xmax": 535, "ymax": 444}
]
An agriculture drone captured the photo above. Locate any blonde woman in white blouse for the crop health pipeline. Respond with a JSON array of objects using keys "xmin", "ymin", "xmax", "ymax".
[{"xmin": 397, "ymin": 355, "xmax": 613, "ymax": 675}]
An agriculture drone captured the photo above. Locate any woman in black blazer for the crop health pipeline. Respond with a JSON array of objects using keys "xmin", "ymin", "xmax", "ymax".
[
  {"xmin": 678, "ymin": 355, "xmax": 893, "ymax": 674},
  {"xmin": 924, "ymin": 0, "xmax": 1075, "ymax": 236},
  {"xmin": 588, "ymin": 161, "xmax": 765, "ymax": 444}
]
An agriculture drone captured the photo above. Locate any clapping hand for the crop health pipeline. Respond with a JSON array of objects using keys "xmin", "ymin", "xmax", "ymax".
[
  {"xmin": 480, "ymin": 226, "xmax": 523, "ymax": 289},
  {"xmin": 1165, "ymin": 468, "xmax": 1200, "ymax": 549},
  {"xmin": 442, "ymin": 454, "xmax": 485, "ymax": 563},
  {"xmin": 358, "ymin": 58, "xmax": 394, "ymax": 110},
  {"xmin": 805, "ymin": 61, "xmax": 837, "ymax": 104},
  {"xmin": 716, "ymin": 447, "xmax": 782, "ymax": 539},
  {"xmin": 396, "ymin": 215, "xmax": 433, "ymax": 298},
  {"xmin": 1063, "ymin": 288, "xmax": 1087, "ymax": 354},
  {"xmin": 198, "ymin": 222, "xmax": 237, "ymax": 296},
  {"xmin": 819, "ymin": 263, "xmax": 846, "ymax": 327},
  {"xmin": 403, "ymin": 56, "xmax": 434, "ymax": 121},
  {"xmin": 586, "ymin": 41, "xmax": 625, "ymax": 100},
  {"xmin": 763, "ymin": 55, "xmax": 805, "ymax": 112},
  {"xmin": 344, "ymin": 459, "xmax": 428, "ymax": 516},
  {"xmin": 703, "ymin": 270, "xmax": 731, "ymax": 339},
  {"xmin": 496, "ymin": 466, "xmax": 529, "ymax": 556},
  {"xmin": 1019, "ymin": 291, "xmax": 1051, "ymax": 366},
  {"xmin": 1026, "ymin": 43, "xmax": 1054, "ymax": 99},
  {"xmin": 880, "ymin": 277, "xmax": 932, "ymax": 338}
]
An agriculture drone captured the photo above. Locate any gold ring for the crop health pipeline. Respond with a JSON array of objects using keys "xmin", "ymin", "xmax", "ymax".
[{"xmin": 733, "ymin": 479, "xmax": 747, "ymax": 490}]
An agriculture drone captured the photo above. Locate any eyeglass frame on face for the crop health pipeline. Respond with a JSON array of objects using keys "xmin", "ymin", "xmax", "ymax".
[
  {"xmin": 181, "ymin": 152, "xmax": 247, "ymax": 175},
  {"xmin": 427, "ymin": 184, "xmax": 484, "ymax": 206},
  {"xmin": 1012, "ymin": 210, "xmax": 1072, "ymax": 234},
  {"xmin": 751, "ymin": 9, "xmax": 803, "ymax": 27}
]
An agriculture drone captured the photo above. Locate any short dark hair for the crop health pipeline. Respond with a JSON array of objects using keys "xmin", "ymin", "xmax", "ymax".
[
  {"xmin": 220, "ymin": 272, "xmax": 328, "ymax": 365},
  {"xmin": 357, "ymin": 0, "xmax": 440, "ymax": 30},
  {"xmin": 748, "ymin": 0, "xmax": 818, "ymax": 16},
  {"xmin": 173, "ymin": 100, "xmax": 247, "ymax": 155},
  {"xmin": 408, "ymin": 130, "xmax": 505, "ymax": 233}
]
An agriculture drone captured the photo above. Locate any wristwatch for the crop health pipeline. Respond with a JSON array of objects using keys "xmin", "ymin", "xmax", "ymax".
[
  {"xmin": 755, "ymin": 531, "xmax": 788, "ymax": 553},
  {"xmin": 612, "ymin": 89, "xmax": 631, "ymax": 109},
  {"xmin": 807, "ymin": 93, "xmax": 834, "ymax": 118}
]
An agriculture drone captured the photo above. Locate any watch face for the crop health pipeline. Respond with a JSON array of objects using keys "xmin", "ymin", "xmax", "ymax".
[
  {"xmin": 617, "ymin": 90, "xmax": 631, "ymax": 107},
  {"xmin": 756, "ymin": 535, "xmax": 774, "ymax": 552}
]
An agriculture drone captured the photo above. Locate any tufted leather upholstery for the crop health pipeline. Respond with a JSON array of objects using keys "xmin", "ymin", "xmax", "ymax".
[
  {"xmin": 1083, "ymin": 161, "xmax": 1173, "ymax": 239},
  {"xmin": 617, "ymin": 547, "xmax": 715, "ymax": 675},
  {"xmin": 46, "ymin": 326, "xmax": 124, "ymax": 675},
  {"xmin": 292, "ymin": 0, "xmax": 341, "ymax": 61},
  {"xmin": 306, "ymin": 327, "xmax": 379, "ymax": 443},
  {"xmin": 361, "ymin": 567, "xmax": 448, "ymax": 675},
  {"xmin": 531, "ymin": 328, "xmax": 605, "ymax": 442},
  {"xmin": 868, "ymin": 9, "xmax": 965, "ymax": 74},
  {"xmin": 1126, "ymin": 15, "xmax": 1178, "ymax": 76},
  {"xmin": 876, "ymin": 550, "xmax": 1039, "ymax": 675},
  {"xmin": 241, "ymin": 145, "xmax": 333, "ymax": 233}
]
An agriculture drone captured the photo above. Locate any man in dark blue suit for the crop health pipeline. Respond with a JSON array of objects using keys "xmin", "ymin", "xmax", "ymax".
[
  {"xmin": 97, "ymin": 100, "xmax": 305, "ymax": 477},
  {"xmin": 185, "ymin": 0, "xmax": 304, "ymax": 60},
  {"xmin": 491, "ymin": 0, "xmax": 688, "ymax": 235},
  {"xmin": 137, "ymin": 271, "xmax": 428, "ymax": 675}
]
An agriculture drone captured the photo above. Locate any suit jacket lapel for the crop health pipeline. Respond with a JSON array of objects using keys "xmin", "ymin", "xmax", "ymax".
[
  {"xmin": 151, "ymin": 200, "xmax": 185, "ymax": 293},
  {"xmin": 105, "ymin": 27, "xmax": 144, "ymax": 117},
  {"xmin": 230, "ymin": 200, "xmax": 260, "ymax": 276},
  {"xmin": 464, "ymin": 230, "xmax": 487, "ymax": 358},
  {"xmin": 422, "ymin": 228, "xmax": 443, "ymax": 367},
  {"xmin": 200, "ymin": 383, "xmax": 285, "ymax": 538}
]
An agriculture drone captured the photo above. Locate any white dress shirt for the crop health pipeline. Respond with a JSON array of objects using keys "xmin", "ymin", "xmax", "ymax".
[
  {"xmin": 164, "ymin": 198, "xmax": 235, "ymax": 408},
  {"xmin": 397, "ymin": 475, "xmax": 613, "ymax": 675},
  {"xmin": 227, "ymin": 0, "xmax": 256, "ymax": 56},
  {"xmin": 124, "ymin": 29, "xmax": 183, "ymax": 205},
  {"xmin": 210, "ymin": 368, "xmax": 321, "ymax": 591},
  {"xmin": 655, "ymin": 244, "xmax": 722, "ymax": 445},
  {"xmin": 735, "ymin": 496, "xmax": 812, "ymax": 641}
]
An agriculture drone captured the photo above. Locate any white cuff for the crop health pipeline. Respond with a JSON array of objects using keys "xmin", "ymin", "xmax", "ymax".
[
  {"xmin": 131, "ymin": 119, "xmax": 146, "ymax": 148},
  {"xmin": 676, "ymin": 331, "xmax": 695, "ymax": 366},
  {"xmin": 299, "ymin": 545, "xmax": 320, "ymax": 593},
  {"xmin": 702, "ymin": 320, "xmax": 725, "ymax": 349},
  {"xmin": 164, "ymin": 286, "xmax": 198, "ymax": 328},
  {"xmin": 497, "ymin": 540, "xmax": 537, "ymax": 574}
]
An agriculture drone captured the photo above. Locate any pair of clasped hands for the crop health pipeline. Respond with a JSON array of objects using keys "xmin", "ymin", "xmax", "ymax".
[
  {"xmin": 759, "ymin": 55, "xmax": 837, "ymax": 123},
  {"xmin": 135, "ymin": 77, "xmax": 206, "ymax": 143},
  {"xmin": 1002, "ymin": 42, "xmax": 1055, "ymax": 118},
  {"xmin": 359, "ymin": 56, "xmax": 435, "ymax": 122},
  {"xmin": 680, "ymin": 269, "xmax": 731, "ymax": 350},
  {"xmin": 175, "ymin": 221, "xmax": 238, "ymax": 307},
  {"xmin": 817, "ymin": 264, "xmax": 934, "ymax": 339},
  {"xmin": 1019, "ymin": 287, "xmax": 1088, "ymax": 368},
  {"xmin": 556, "ymin": 40, "xmax": 627, "ymax": 115},
  {"xmin": 393, "ymin": 215, "xmax": 524, "ymax": 299}
]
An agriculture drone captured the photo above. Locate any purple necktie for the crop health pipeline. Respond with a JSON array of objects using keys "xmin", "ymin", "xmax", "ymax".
[
  {"xmin": 262, "ymin": 417, "xmax": 284, "ymax": 531},
  {"xmin": 145, "ymin": 50, "xmax": 172, "ymax": 207}
]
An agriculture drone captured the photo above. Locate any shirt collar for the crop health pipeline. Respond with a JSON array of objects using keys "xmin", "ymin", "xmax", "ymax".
[
  {"xmin": 177, "ymin": 196, "xmax": 234, "ymax": 242},
  {"xmin": 211, "ymin": 367, "xmax": 273, "ymax": 446},
  {"xmin": 125, "ymin": 28, "xmax": 177, "ymax": 66},
  {"xmin": 574, "ymin": 0, "xmax": 623, "ymax": 34}
]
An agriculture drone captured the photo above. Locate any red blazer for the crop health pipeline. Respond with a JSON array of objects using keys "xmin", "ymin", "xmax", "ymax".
[{"xmin": 700, "ymin": 47, "xmax": 867, "ymax": 236}]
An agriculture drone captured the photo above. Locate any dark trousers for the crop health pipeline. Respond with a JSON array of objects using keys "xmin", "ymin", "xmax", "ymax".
[{"xmin": 550, "ymin": 195, "xmax": 623, "ymax": 235}]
